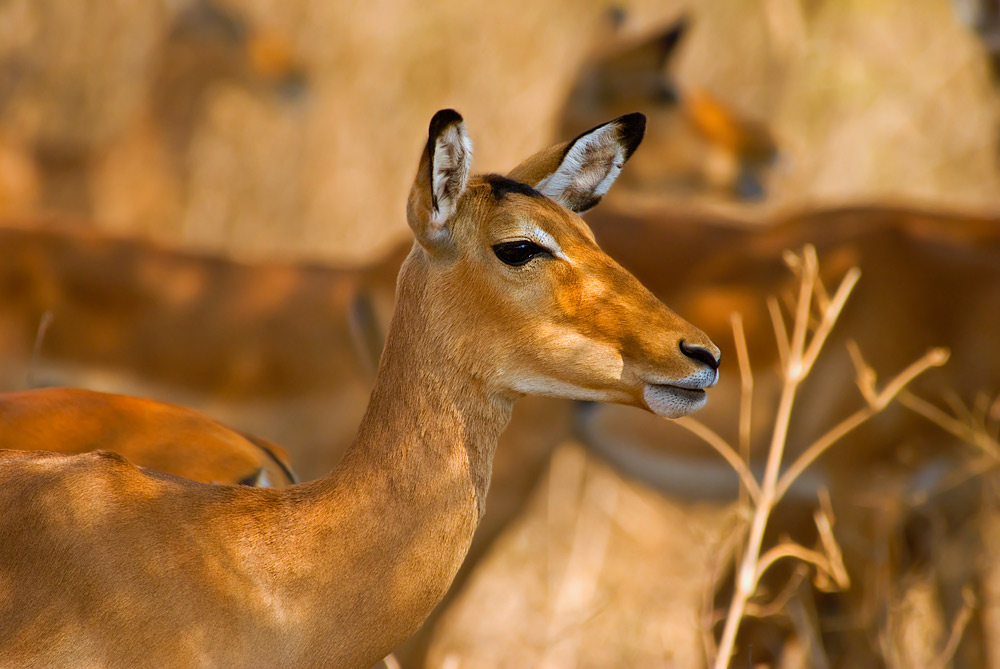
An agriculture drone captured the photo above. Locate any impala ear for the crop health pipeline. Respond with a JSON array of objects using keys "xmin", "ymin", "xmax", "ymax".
[
  {"xmin": 407, "ymin": 109, "xmax": 473, "ymax": 250},
  {"xmin": 507, "ymin": 113, "xmax": 645, "ymax": 213}
]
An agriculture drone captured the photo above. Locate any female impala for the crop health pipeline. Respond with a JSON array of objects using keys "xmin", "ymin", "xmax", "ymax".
[{"xmin": 0, "ymin": 109, "xmax": 718, "ymax": 667}]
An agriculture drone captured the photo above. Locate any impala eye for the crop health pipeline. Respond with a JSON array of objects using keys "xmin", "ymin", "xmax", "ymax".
[{"xmin": 492, "ymin": 240, "xmax": 551, "ymax": 267}]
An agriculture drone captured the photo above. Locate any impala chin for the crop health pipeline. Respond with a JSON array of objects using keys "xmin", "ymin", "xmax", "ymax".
[
  {"xmin": 642, "ymin": 368, "xmax": 718, "ymax": 418},
  {"xmin": 643, "ymin": 383, "xmax": 708, "ymax": 418}
]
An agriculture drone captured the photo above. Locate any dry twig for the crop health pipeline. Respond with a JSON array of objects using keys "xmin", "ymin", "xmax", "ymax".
[
  {"xmin": 928, "ymin": 585, "xmax": 976, "ymax": 669},
  {"xmin": 672, "ymin": 246, "xmax": 948, "ymax": 669}
]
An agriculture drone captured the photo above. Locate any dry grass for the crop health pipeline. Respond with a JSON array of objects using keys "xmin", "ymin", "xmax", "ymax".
[{"xmin": 674, "ymin": 247, "xmax": 947, "ymax": 666}]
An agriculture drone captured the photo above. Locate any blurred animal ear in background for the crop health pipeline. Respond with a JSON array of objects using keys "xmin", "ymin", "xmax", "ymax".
[
  {"xmin": 160, "ymin": 0, "xmax": 308, "ymax": 138},
  {"xmin": 562, "ymin": 15, "xmax": 689, "ymax": 119},
  {"xmin": 152, "ymin": 0, "xmax": 308, "ymax": 163},
  {"xmin": 559, "ymin": 15, "xmax": 778, "ymax": 205},
  {"xmin": 8, "ymin": 0, "xmax": 308, "ymax": 233}
]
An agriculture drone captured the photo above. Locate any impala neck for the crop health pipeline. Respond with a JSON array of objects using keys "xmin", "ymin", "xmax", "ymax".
[
  {"xmin": 282, "ymin": 251, "xmax": 514, "ymax": 662},
  {"xmin": 298, "ymin": 251, "xmax": 512, "ymax": 655},
  {"xmin": 342, "ymin": 252, "xmax": 511, "ymax": 516}
]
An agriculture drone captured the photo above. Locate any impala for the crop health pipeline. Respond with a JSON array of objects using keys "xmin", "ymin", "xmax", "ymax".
[
  {"xmin": 6, "ymin": 168, "xmax": 1000, "ymax": 669},
  {"xmin": 0, "ymin": 387, "xmax": 297, "ymax": 487},
  {"xmin": 0, "ymin": 15, "xmax": 771, "ymax": 486},
  {"xmin": 0, "ymin": 110, "xmax": 718, "ymax": 667},
  {"xmin": 0, "ymin": 27, "xmax": 780, "ymax": 660}
]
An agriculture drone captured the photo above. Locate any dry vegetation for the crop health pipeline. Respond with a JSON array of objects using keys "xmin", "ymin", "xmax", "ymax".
[
  {"xmin": 683, "ymin": 248, "xmax": 947, "ymax": 667},
  {"xmin": 2, "ymin": 0, "xmax": 1000, "ymax": 667}
]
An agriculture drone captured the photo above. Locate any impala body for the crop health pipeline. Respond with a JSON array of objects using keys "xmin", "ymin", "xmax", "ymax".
[
  {"xmin": 0, "ymin": 387, "xmax": 297, "ymax": 487},
  {"xmin": 0, "ymin": 110, "xmax": 718, "ymax": 667}
]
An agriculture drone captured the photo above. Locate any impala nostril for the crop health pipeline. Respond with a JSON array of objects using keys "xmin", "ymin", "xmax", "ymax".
[{"xmin": 679, "ymin": 340, "xmax": 720, "ymax": 370}]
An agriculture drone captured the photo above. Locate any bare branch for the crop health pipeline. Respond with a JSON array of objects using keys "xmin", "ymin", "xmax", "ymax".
[
  {"xmin": 742, "ymin": 566, "xmax": 808, "ymax": 619},
  {"xmin": 782, "ymin": 248, "xmax": 801, "ymax": 273},
  {"xmin": 873, "ymin": 348, "xmax": 950, "ymax": 410},
  {"xmin": 811, "ymin": 267, "xmax": 831, "ymax": 314},
  {"xmin": 755, "ymin": 542, "xmax": 831, "ymax": 584},
  {"xmin": 900, "ymin": 390, "xmax": 1000, "ymax": 459},
  {"xmin": 813, "ymin": 495, "xmax": 849, "ymax": 591},
  {"xmin": 767, "ymin": 296, "xmax": 790, "ymax": 372},
  {"xmin": 701, "ymin": 515, "xmax": 748, "ymax": 662},
  {"xmin": 731, "ymin": 313, "xmax": 755, "ymax": 508},
  {"xmin": 787, "ymin": 587, "xmax": 830, "ymax": 669},
  {"xmin": 928, "ymin": 585, "xmax": 976, "ymax": 669},
  {"xmin": 714, "ymin": 247, "xmax": 825, "ymax": 669},
  {"xmin": 711, "ymin": 249, "xmax": 943, "ymax": 669},
  {"xmin": 943, "ymin": 388, "xmax": 974, "ymax": 426},
  {"xmin": 846, "ymin": 339, "xmax": 878, "ymax": 407},
  {"xmin": 675, "ymin": 417, "xmax": 761, "ymax": 504},
  {"xmin": 775, "ymin": 407, "xmax": 868, "ymax": 504},
  {"xmin": 800, "ymin": 268, "xmax": 861, "ymax": 376},
  {"xmin": 775, "ymin": 348, "xmax": 949, "ymax": 503},
  {"xmin": 787, "ymin": 246, "xmax": 817, "ymax": 381}
]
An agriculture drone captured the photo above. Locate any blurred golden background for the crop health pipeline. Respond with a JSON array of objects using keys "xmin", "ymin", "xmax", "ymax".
[
  {"xmin": 1, "ymin": 0, "xmax": 1000, "ymax": 666},
  {"xmin": 2, "ymin": 0, "xmax": 997, "ymax": 260}
]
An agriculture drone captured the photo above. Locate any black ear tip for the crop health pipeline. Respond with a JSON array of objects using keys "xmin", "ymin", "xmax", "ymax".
[
  {"xmin": 429, "ymin": 109, "xmax": 464, "ymax": 138},
  {"xmin": 617, "ymin": 112, "xmax": 646, "ymax": 129},
  {"xmin": 615, "ymin": 112, "xmax": 646, "ymax": 159}
]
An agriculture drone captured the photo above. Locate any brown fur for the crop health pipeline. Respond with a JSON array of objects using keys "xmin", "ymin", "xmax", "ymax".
[
  {"xmin": 0, "ymin": 387, "xmax": 296, "ymax": 486},
  {"xmin": 0, "ymin": 111, "xmax": 717, "ymax": 667}
]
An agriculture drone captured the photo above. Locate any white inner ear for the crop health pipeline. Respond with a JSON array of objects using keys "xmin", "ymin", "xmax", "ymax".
[
  {"xmin": 535, "ymin": 124, "xmax": 625, "ymax": 210},
  {"xmin": 430, "ymin": 123, "xmax": 473, "ymax": 232}
]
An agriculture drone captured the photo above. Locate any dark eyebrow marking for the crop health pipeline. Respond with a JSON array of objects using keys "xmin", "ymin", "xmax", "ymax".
[{"xmin": 482, "ymin": 174, "xmax": 544, "ymax": 202}]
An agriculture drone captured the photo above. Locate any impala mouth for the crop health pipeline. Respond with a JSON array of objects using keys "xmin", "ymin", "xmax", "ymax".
[{"xmin": 643, "ymin": 381, "xmax": 710, "ymax": 419}]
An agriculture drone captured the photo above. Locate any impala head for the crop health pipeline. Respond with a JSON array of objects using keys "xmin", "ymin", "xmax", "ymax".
[{"xmin": 403, "ymin": 110, "xmax": 719, "ymax": 418}]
